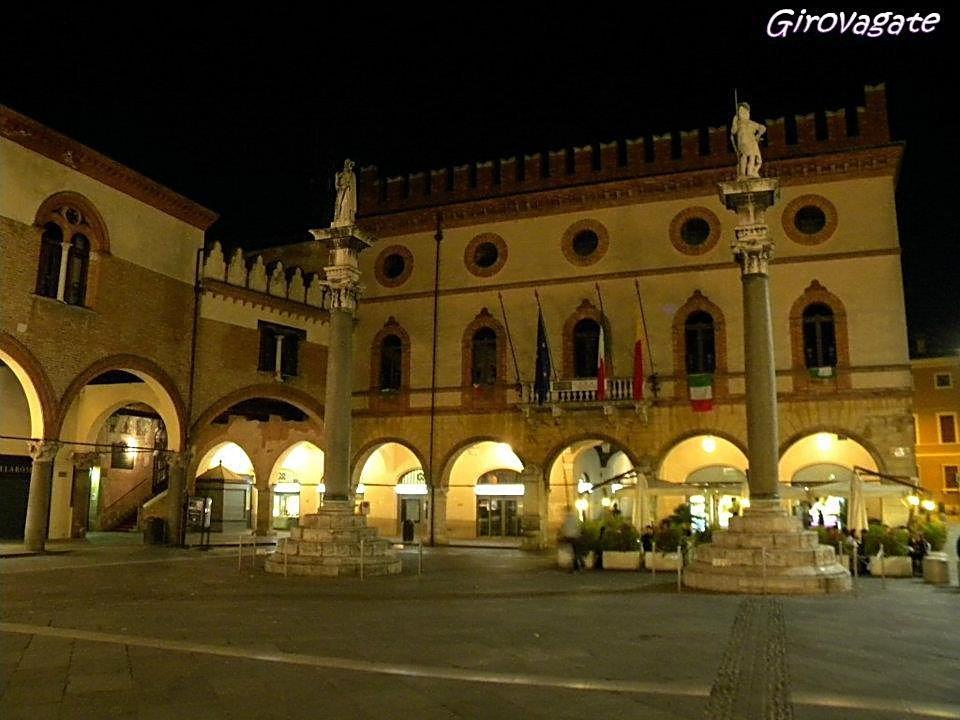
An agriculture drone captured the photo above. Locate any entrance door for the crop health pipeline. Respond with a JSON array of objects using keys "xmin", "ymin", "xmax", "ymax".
[
  {"xmin": 476, "ymin": 498, "xmax": 521, "ymax": 537},
  {"xmin": 0, "ymin": 455, "xmax": 31, "ymax": 539}
]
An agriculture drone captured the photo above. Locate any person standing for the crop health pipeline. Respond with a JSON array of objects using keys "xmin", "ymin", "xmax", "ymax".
[{"xmin": 560, "ymin": 508, "xmax": 582, "ymax": 572}]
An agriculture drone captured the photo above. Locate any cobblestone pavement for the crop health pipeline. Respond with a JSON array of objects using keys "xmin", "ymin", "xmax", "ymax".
[{"xmin": 1, "ymin": 541, "xmax": 958, "ymax": 719}]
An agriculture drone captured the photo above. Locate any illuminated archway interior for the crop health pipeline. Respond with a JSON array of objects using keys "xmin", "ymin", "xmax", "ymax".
[
  {"xmin": 547, "ymin": 440, "xmax": 636, "ymax": 529},
  {"xmin": 659, "ymin": 435, "xmax": 748, "ymax": 528},
  {"xmin": 356, "ymin": 442, "xmax": 422, "ymax": 537},
  {"xmin": 0, "ymin": 357, "xmax": 38, "ymax": 540},
  {"xmin": 446, "ymin": 441, "xmax": 523, "ymax": 540},
  {"xmin": 267, "ymin": 441, "xmax": 325, "ymax": 529}
]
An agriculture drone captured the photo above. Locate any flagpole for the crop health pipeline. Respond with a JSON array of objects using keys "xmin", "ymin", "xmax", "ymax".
[
  {"xmin": 498, "ymin": 292, "xmax": 521, "ymax": 390},
  {"xmin": 594, "ymin": 282, "xmax": 607, "ymax": 401},
  {"xmin": 533, "ymin": 290, "xmax": 559, "ymax": 381},
  {"xmin": 634, "ymin": 279, "xmax": 655, "ymax": 376}
]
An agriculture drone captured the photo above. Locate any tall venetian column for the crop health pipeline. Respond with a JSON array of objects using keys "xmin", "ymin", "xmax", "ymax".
[
  {"xmin": 683, "ymin": 102, "xmax": 849, "ymax": 594},
  {"xmin": 265, "ymin": 160, "xmax": 399, "ymax": 576},
  {"xmin": 23, "ymin": 441, "xmax": 61, "ymax": 552}
]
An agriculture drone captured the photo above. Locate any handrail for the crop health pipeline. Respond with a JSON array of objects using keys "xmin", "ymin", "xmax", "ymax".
[{"xmin": 100, "ymin": 474, "xmax": 158, "ymax": 519}]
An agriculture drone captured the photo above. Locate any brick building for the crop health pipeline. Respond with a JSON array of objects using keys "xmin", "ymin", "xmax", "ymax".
[{"xmin": 0, "ymin": 84, "xmax": 923, "ymax": 547}]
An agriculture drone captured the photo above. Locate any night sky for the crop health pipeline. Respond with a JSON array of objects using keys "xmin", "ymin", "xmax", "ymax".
[{"xmin": 3, "ymin": 8, "xmax": 956, "ymax": 353}]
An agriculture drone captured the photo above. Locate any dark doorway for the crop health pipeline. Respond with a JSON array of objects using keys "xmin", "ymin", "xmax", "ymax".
[{"xmin": 0, "ymin": 455, "xmax": 32, "ymax": 539}]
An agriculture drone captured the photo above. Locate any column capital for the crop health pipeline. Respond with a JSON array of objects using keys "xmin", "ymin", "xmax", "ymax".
[
  {"xmin": 71, "ymin": 451, "xmax": 101, "ymax": 470},
  {"xmin": 165, "ymin": 448, "xmax": 195, "ymax": 472},
  {"xmin": 29, "ymin": 440, "xmax": 61, "ymax": 462},
  {"xmin": 731, "ymin": 228, "xmax": 775, "ymax": 276}
]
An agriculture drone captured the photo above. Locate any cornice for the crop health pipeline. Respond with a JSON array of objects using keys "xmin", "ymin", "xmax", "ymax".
[
  {"xmin": 203, "ymin": 279, "xmax": 329, "ymax": 324},
  {"xmin": 1, "ymin": 105, "xmax": 219, "ymax": 231},
  {"xmin": 360, "ymin": 145, "xmax": 903, "ymax": 238}
]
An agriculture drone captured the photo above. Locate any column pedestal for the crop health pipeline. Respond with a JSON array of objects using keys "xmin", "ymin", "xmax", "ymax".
[{"xmin": 264, "ymin": 501, "xmax": 400, "ymax": 576}]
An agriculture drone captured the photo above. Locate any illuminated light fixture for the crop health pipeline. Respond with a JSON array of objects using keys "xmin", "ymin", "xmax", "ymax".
[
  {"xmin": 273, "ymin": 482, "xmax": 301, "ymax": 494},
  {"xmin": 89, "ymin": 466, "xmax": 101, "ymax": 484},
  {"xmin": 740, "ymin": 498, "xmax": 751, "ymax": 508},
  {"xmin": 701, "ymin": 436, "xmax": 717, "ymax": 454},
  {"xmin": 816, "ymin": 433, "xmax": 833, "ymax": 453},
  {"xmin": 920, "ymin": 499, "xmax": 936, "ymax": 512},
  {"xmin": 474, "ymin": 483, "xmax": 524, "ymax": 496},
  {"xmin": 577, "ymin": 480, "xmax": 593, "ymax": 494},
  {"xmin": 690, "ymin": 494, "xmax": 706, "ymax": 504},
  {"xmin": 355, "ymin": 483, "xmax": 366, "ymax": 495},
  {"xmin": 574, "ymin": 498, "xmax": 588, "ymax": 512},
  {"xmin": 317, "ymin": 482, "xmax": 326, "ymax": 494},
  {"xmin": 907, "ymin": 495, "xmax": 920, "ymax": 507},
  {"xmin": 395, "ymin": 483, "xmax": 428, "ymax": 496},
  {"xmin": 611, "ymin": 483, "xmax": 623, "ymax": 493},
  {"xmin": 600, "ymin": 497, "xmax": 612, "ymax": 508},
  {"xmin": 892, "ymin": 446, "xmax": 907, "ymax": 458}
]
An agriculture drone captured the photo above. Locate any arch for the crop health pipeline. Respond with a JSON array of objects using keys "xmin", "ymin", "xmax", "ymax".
[
  {"xmin": 654, "ymin": 429, "xmax": 748, "ymax": 478},
  {"xmin": 542, "ymin": 432, "xmax": 642, "ymax": 486},
  {"xmin": 0, "ymin": 332, "xmax": 57, "ymax": 439},
  {"xmin": 671, "ymin": 290, "xmax": 728, "ymax": 400},
  {"xmin": 34, "ymin": 191, "xmax": 110, "ymax": 254},
  {"xmin": 58, "ymin": 355, "xmax": 186, "ymax": 451},
  {"xmin": 351, "ymin": 437, "xmax": 428, "ymax": 488},
  {"xmin": 369, "ymin": 317, "xmax": 411, "ymax": 410},
  {"xmin": 195, "ymin": 440, "xmax": 256, "ymax": 477},
  {"xmin": 778, "ymin": 427, "xmax": 885, "ymax": 478},
  {"xmin": 438, "ymin": 435, "xmax": 526, "ymax": 489},
  {"xmin": 789, "ymin": 280, "xmax": 851, "ymax": 391},
  {"xmin": 460, "ymin": 308, "xmax": 507, "ymax": 406},
  {"xmin": 191, "ymin": 384, "xmax": 324, "ymax": 437},
  {"xmin": 561, "ymin": 299, "xmax": 611, "ymax": 379}
]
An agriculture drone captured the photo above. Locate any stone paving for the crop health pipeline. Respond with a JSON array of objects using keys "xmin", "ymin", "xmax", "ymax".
[{"xmin": 1, "ymin": 538, "xmax": 958, "ymax": 719}]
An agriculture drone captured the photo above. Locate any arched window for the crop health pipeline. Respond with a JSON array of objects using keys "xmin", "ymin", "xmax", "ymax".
[
  {"xmin": 471, "ymin": 328, "xmax": 497, "ymax": 386},
  {"xmin": 685, "ymin": 311, "xmax": 716, "ymax": 374},
  {"xmin": 35, "ymin": 223, "xmax": 63, "ymax": 298},
  {"xmin": 573, "ymin": 319, "xmax": 600, "ymax": 378},
  {"xmin": 379, "ymin": 334, "xmax": 402, "ymax": 391},
  {"xmin": 802, "ymin": 303, "xmax": 836, "ymax": 368},
  {"xmin": 64, "ymin": 234, "xmax": 90, "ymax": 306}
]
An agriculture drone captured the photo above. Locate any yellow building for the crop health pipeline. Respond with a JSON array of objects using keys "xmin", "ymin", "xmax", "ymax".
[
  {"xmin": 912, "ymin": 356, "xmax": 960, "ymax": 513},
  {"xmin": 0, "ymin": 84, "xmax": 922, "ymax": 547}
]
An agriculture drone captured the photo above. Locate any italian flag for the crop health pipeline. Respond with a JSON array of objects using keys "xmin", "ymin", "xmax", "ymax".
[
  {"xmin": 632, "ymin": 316, "xmax": 644, "ymax": 401},
  {"xmin": 688, "ymin": 373, "xmax": 713, "ymax": 412},
  {"xmin": 596, "ymin": 325, "xmax": 607, "ymax": 401},
  {"xmin": 809, "ymin": 366, "xmax": 835, "ymax": 379}
]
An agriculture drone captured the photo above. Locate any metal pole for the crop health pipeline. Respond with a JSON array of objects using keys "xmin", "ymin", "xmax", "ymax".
[
  {"xmin": 879, "ymin": 546, "xmax": 886, "ymax": 588},
  {"xmin": 676, "ymin": 552, "xmax": 682, "ymax": 592},
  {"xmin": 238, "ymin": 535, "xmax": 243, "ymax": 571},
  {"xmin": 283, "ymin": 538, "xmax": 288, "ymax": 578},
  {"xmin": 761, "ymin": 546, "xmax": 767, "ymax": 595},
  {"xmin": 651, "ymin": 540, "xmax": 657, "ymax": 579},
  {"xmin": 418, "ymin": 540, "xmax": 423, "ymax": 575},
  {"xmin": 360, "ymin": 537, "xmax": 365, "ymax": 580}
]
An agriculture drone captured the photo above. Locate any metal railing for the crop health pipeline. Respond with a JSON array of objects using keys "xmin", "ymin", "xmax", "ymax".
[{"xmin": 519, "ymin": 376, "xmax": 636, "ymax": 404}]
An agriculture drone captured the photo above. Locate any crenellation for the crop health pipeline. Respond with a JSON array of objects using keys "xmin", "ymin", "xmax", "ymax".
[
  {"xmin": 203, "ymin": 241, "xmax": 226, "ymax": 281},
  {"xmin": 863, "ymin": 83, "xmax": 890, "ymax": 142},
  {"xmin": 409, "ymin": 171, "xmax": 426, "ymax": 198},
  {"xmin": 652, "ymin": 133, "xmax": 672, "ymax": 168},
  {"xmin": 826, "ymin": 109, "xmax": 846, "ymax": 145},
  {"xmin": 796, "ymin": 112, "xmax": 817, "ymax": 145},
  {"xmin": 549, "ymin": 149, "xmax": 565, "ymax": 179},
  {"xmin": 452, "ymin": 164, "xmax": 471, "ymax": 193},
  {"xmin": 765, "ymin": 118, "xmax": 786, "ymax": 155},
  {"xmin": 599, "ymin": 141, "xmax": 618, "ymax": 173},
  {"xmin": 268, "ymin": 261, "xmax": 286, "ymax": 298},
  {"xmin": 476, "ymin": 161, "xmax": 493, "ymax": 192},
  {"xmin": 524, "ymin": 153, "xmax": 539, "ymax": 183},
  {"xmin": 500, "ymin": 156, "xmax": 518, "ymax": 189},
  {"xmin": 626, "ymin": 136, "xmax": 646, "ymax": 168},
  {"xmin": 680, "ymin": 129, "xmax": 700, "ymax": 163},
  {"xmin": 574, "ymin": 144, "xmax": 592, "ymax": 175}
]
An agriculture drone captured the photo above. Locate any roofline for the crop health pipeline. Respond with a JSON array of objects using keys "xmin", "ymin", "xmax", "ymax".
[{"xmin": 0, "ymin": 105, "xmax": 219, "ymax": 231}]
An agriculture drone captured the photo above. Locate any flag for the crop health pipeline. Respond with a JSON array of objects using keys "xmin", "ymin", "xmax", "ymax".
[
  {"xmin": 688, "ymin": 373, "xmax": 713, "ymax": 412},
  {"xmin": 533, "ymin": 308, "xmax": 551, "ymax": 404},
  {"xmin": 632, "ymin": 317, "xmax": 644, "ymax": 401},
  {"xmin": 596, "ymin": 324, "xmax": 607, "ymax": 401},
  {"xmin": 809, "ymin": 366, "xmax": 835, "ymax": 379}
]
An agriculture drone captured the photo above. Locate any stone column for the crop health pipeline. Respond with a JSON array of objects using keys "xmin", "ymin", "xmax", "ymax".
[
  {"xmin": 322, "ymin": 303, "xmax": 356, "ymax": 499},
  {"xmin": 255, "ymin": 484, "xmax": 273, "ymax": 536},
  {"xmin": 23, "ymin": 441, "xmax": 61, "ymax": 552},
  {"xmin": 719, "ymin": 177, "xmax": 781, "ymax": 499},
  {"xmin": 519, "ymin": 464, "xmax": 546, "ymax": 550},
  {"xmin": 165, "ymin": 450, "xmax": 190, "ymax": 546}
]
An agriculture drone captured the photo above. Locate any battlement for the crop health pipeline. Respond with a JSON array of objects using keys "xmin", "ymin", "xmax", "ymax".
[{"xmin": 358, "ymin": 84, "xmax": 892, "ymax": 217}]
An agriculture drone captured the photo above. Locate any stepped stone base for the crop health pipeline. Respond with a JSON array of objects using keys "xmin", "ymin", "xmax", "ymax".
[
  {"xmin": 264, "ymin": 501, "xmax": 401, "ymax": 577},
  {"xmin": 683, "ymin": 500, "xmax": 851, "ymax": 594}
]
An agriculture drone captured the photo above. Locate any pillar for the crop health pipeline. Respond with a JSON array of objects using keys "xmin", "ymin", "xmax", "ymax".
[
  {"xmin": 165, "ymin": 450, "xmax": 190, "ymax": 546},
  {"xmin": 519, "ymin": 464, "xmax": 546, "ymax": 550},
  {"xmin": 24, "ymin": 441, "xmax": 61, "ymax": 552},
  {"xmin": 322, "ymin": 306, "xmax": 355, "ymax": 499},
  {"xmin": 256, "ymin": 484, "xmax": 273, "ymax": 536}
]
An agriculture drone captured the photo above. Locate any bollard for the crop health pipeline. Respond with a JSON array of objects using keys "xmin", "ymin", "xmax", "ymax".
[
  {"xmin": 676, "ymin": 551, "xmax": 682, "ymax": 592},
  {"xmin": 651, "ymin": 540, "xmax": 657, "ymax": 579},
  {"xmin": 761, "ymin": 546, "xmax": 767, "ymax": 595},
  {"xmin": 360, "ymin": 538, "xmax": 365, "ymax": 580},
  {"xmin": 879, "ymin": 546, "xmax": 886, "ymax": 588}
]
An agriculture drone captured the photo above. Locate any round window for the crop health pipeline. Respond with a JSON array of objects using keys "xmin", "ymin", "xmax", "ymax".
[
  {"xmin": 572, "ymin": 230, "xmax": 599, "ymax": 258},
  {"xmin": 794, "ymin": 206, "xmax": 827, "ymax": 235},
  {"xmin": 382, "ymin": 253, "xmax": 406, "ymax": 280},
  {"xmin": 680, "ymin": 218, "xmax": 711, "ymax": 246},
  {"xmin": 473, "ymin": 241, "xmax": 499, "ymax": 268}
]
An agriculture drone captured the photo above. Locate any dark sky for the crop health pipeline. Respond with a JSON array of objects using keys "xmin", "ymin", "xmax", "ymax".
[{"xmin": 3, "ymin": 8, "xmax": 956, "ymax": 353}]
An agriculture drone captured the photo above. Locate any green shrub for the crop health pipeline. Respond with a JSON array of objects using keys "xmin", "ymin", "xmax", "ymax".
[
  {"xmin": 653, "ymin": 524, "xmax": 685, "ymax": 552},
  {"xmin": 862, "ymin": 524, "xmax": 909, "ymax": 557},
  {"xmin": 601, "ymin": 518, "xmax": 640, "ymax": 551},
  {"xmin": 816, "ymin": 526, "xmax": 843, "ymax": 547},
  {"xmin": 921, "ymin": 520, "xmax": 947, "ymax": 551}
]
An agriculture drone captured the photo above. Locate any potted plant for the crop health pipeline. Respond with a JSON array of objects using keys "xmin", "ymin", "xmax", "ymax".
[
  {"xmin": 863, "ymin": 524, "xmax": 912, "ymax": 577},
  {"xmin": 645, "ymin": 523, "xmax": 685, "ymax": 570},
  {"xmin": 599, "ymin": 518, "xmax": 642, "ymax": 570}
]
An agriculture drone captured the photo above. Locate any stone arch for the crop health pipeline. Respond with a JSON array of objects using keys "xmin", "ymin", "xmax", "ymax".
[
  {"xmin": 0, "ymin": 332, "xmax": 57, "ymax": 439},
  {"xmin": 58, "ymin": 355, "xmax": 186, "ymax": 451},
  {"xmin": 789, "ymin": 280, "xmax": 851, "ymax": 392},
  {"xmin": 542, "ymin": 431, "xmax": 641, "ymax": 488},
  {"xmin": 369, "ymin": 317, "xmax": 411, "ymax": 411},
  {"xmin": 351, "ymin": 437, "xmax": 428, "ymax": 488},
  {"xmin": 461, "ymin": 308, "xmax": 508, "ymax": 406},
  {"xmin": 35, "ymin": 191, "xmax": 110, "ymax": 254},
  {"xmin": 654, "ymin": 428, "xmax": 748, "ymax": 477},
  {"xmin": 438, "ymin": 435, "xmax": 527, "ymax": 489},
  {"xmin": 671, "ymin": 290, "xmax": 728, "ymax": 400},
  {"xmin": 778, "ymin": 426, "xmax": 885, "ymax": 475},
  {"xmin": 190, "ymin": 384, "xmax": 324, "ymax": 438},
  {"xmin": 561, "ymin": 299, "xmax": 611, "ymax": 378}
]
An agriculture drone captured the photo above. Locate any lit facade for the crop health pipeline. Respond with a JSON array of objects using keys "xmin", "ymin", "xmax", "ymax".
[{"xmin": 911, "ymin": 356, "xmax": 960, "ymax": 512}]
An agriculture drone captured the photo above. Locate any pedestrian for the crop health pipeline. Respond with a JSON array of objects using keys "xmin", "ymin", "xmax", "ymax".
[
  {"xmin": 641, "ymin": 524, "xmax": 654, "ymax": 552},
  {"xmin": 560, "ymin": 508, "xmax": 582, "ymax": 572}
]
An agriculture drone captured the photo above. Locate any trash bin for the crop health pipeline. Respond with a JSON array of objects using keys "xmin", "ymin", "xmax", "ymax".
[
  {"xmin": 402, "ymin": 518, "xmax": 415, "ymax": 542},
  {"xmin": 145, "ymin": 517, "xmax": 167, "ymax": 545},
  {"xmin": 922, "ymin": 551, "xmax": 949, "ymax": 584}
]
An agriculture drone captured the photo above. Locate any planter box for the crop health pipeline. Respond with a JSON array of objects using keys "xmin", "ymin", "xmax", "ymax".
[
  {"xmin": 868, "ymin": 555, "xmax": 912, "ymax": 577},
  {"xmin": 645, "ymin": 551, "xmax": 682, "ymax": 571},
  {"xmin": 603, "ymin": 550, "xmax": 641, "ymax": 570}
]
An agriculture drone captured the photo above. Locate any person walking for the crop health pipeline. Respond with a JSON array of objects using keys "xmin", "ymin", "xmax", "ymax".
[{"xmin": 561, "ymin": 508, "xmax": 583, "ymax": 572}]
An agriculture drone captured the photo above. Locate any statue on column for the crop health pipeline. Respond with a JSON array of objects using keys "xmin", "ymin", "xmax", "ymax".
[
  {"xmin": 730, "ymin": 102, "xmax": 766, "ymax": 178},
  {"xmin": 332, "ymin": 159, "xmax": 357, "ymax": 228}
]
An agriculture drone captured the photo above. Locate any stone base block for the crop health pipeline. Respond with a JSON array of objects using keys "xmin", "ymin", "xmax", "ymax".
[
  {"xmin": 683, "ymin": 505, "xmax": 851, "ymax": 595},
  {"xmin": 264, "ymin": 504, "xmax": 401, "ymax": 578}
]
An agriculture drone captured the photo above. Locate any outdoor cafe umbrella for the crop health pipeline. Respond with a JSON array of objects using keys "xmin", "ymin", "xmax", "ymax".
[{"xmin": 848, "ymin": 470, "xmax": 870, "ymax": 534}]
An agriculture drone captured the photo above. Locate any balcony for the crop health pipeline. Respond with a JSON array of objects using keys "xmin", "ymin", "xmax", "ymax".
[{"xmin": 519, "ymin": 377, "xmax": 639, "ymax": 405}]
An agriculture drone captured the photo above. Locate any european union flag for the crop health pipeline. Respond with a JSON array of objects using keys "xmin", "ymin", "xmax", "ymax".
[{"xmin": 534, "ymin": 308, "xmax": 551, "ymax": 404}]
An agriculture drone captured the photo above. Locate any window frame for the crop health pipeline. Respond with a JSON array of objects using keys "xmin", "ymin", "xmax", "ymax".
[
  {"xmin": 379, "ymin": 334, "xmax": 403, "ymax": 391},
  {"xmin": 684, "ymin": 311, "xmax": 716, "ymax": 375},
  {"xmin": 470, "ymin": 327, "xmax": 498, "ymax": 387},
  {"xmin": 572, "ymin": 318, "xmax": 601, "ymax": 379},
  {"xmin": 943, "ymin": 464, "xmax": 959, "ymax": 493},
  {"xmin": 257, "ymin": 320, "xmax": 306, "ymax": 379},
  {"xmin": 802, "ymin": 302, "xmax": 837, "ymax": 369},
  {"xmin": 934, "ymin": 372, "xmax": 953, "ymax": 389},
  {"xmin": 936, "ymin": 413, "xmax": 958, "ymax": 444}
]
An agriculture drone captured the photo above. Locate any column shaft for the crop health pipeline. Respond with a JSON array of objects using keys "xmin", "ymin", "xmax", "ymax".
[
  {"xmin": 166, "ymin": 456, "xmax": 187, "ymax": 545},
  {"xmin": 323, "ymin": 307, "xmax": 354, "ymax": 499},
  {"xmin": 742, "ymin": 273, "xmax": 780, "ymax": 498},
  {"xmin": 24, "ymin": 448, "xmax": 58, "ymax": 552}
]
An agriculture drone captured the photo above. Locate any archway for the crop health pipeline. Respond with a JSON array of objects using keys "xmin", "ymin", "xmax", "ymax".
[
  {"xmin": 0, "ymin": 353, "xmax": 43, "ymax": 539},
  {"xmin": 443, "ymin": 440, "xmax": 524, "ymax": 543},
  {"xmin": 268, "ymin": 441, "xmax": 325, "ymax": 531},
  {"xmin": 194, "ymin": 441, "xmax": 256, "ymax": 533},
  {"xmin": 658, "ymin": 434, "xmax": 749, "ymax": 529},
  {"xmin": 353, "ymin": 441, "xmax": 424, "ymax": 539}
]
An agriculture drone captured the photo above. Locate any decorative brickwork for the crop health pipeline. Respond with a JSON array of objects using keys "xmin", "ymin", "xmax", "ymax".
[
  {"xmin": 669, "ymin": 206, "xmax": 721, "ymax": 256},
  {"xmin": 789, "ymin": 280, "xmax": 851, "ymax": 393},
  {"xmin": 781, "ymin": 194, "xmax": 838, "ymax": 246},
  {"xmin": 369, "ymin": 317, "xmax": 410, "ymax": 412},
  {"xmin": 671, "ymin": 291, "xmax": 728, "ymax": 400},
  {"xmin": 561, "ymin": 299, "xmax": 611, "ymax": 379},
  {"xmin": 374, "ymin": 245, "xmax": 413, "ymax": 288},
  {"xmin": 460, "ymin": 308, "xmax": 507, "ymax": 407},
  {"xmin": 464, "ymin": 233, "xmax": 508, "ymax": 278},
  {"xmin": 560, "ymin": 219, "xmax": 609, "ymax": 267}
]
